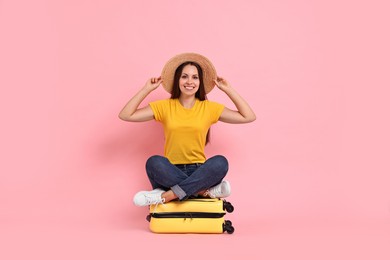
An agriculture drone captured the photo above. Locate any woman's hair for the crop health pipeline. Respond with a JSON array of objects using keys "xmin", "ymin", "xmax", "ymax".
[{"xmin": 171, "ymin": 61, "xmax": 211, "ymax": 144}]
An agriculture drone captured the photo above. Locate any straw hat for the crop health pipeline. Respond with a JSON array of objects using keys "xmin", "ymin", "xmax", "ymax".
[{"xmin": 161, "ymin": 53, "xmax": 217, "ymax": 94}]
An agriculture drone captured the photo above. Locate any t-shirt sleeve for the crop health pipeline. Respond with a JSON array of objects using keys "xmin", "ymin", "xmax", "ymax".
[
  {"xmin": 149, "ymin": 99, "xmax": 168, "ymax": 122},
  {"xmin": 208, "ymin": 101, "xmax": 225, "ymax": 123}
]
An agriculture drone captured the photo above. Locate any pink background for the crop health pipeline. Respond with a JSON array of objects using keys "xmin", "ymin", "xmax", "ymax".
[{"xmin": 1, "ymin": 0, "xmax": 389, "ymax": 259}]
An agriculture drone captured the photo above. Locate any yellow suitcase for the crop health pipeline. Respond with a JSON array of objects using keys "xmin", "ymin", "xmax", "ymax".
[{"xmin": 146, "ymin": 198, "xmax": 234, "ymax": 234}]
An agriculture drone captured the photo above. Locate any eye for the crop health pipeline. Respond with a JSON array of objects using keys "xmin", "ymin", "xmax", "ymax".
[
  {"xmin": 193, "ymin": 76, "xmax": 199, "ymax": 79},
  {"xmin": 181, "ymin": 75, "xmax": 187, "ymax": 79}
]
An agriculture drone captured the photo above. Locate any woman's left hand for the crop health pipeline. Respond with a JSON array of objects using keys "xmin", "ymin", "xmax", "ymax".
[{"xmin": 214, "ymin": 76, "xmax": 231, "ymax": 91}]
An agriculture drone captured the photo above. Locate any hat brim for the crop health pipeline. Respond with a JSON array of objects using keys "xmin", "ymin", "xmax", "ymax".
[{"xmin": 161, "ymin": 53, "xmax": 217, "ymax": 94}]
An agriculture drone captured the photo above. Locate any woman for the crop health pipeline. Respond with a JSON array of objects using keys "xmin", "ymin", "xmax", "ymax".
[{"xmin": 119, "ymin": 53, "xmax": 256, "ymax": 207}]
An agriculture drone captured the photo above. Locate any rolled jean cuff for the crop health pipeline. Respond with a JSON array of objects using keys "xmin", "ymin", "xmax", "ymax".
[{"xmin": 171, "ymin": 184, "xmax": 186, "ymax": 200}]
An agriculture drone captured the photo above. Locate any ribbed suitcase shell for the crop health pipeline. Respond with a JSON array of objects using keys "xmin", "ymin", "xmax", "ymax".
[{"xmin": 147, "ymin": 198, "xmax": 234, "ymax": 234}]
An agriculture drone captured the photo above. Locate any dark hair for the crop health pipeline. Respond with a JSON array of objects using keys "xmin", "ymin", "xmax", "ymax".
[{"xmin": 171, "ymin": 61, "xmax": 211, "ymax": 144}]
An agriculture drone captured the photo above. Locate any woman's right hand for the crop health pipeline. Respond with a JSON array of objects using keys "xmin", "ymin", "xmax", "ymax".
[
  {"xmin": 119, "ymin": 77, "xmax": 162, "ymax": 122},
  {"xmin": 144, "ymin": 76, "xmax": 162, "ymax": 92}
]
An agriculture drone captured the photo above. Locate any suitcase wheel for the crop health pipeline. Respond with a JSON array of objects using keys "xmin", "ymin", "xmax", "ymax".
[
  {"xmin": 223, "ymin": 201, "xmax": 234, "ymax": 213},
  {"xmin": 223, "ymin": 220, "xmax": 235, "ymax": 234},
  {"xmin": 226, "ymin": 225, "xmax": 235, "ymax": 234}
]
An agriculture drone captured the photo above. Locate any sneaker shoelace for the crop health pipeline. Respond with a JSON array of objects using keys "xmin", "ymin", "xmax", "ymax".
[
  {"xmin": 206, "ymin": 185, "xmax": 221, "ymax": 198},
  {"xmin": 149, "ymin": 195, "xmax": 165, "ymax": 213}
]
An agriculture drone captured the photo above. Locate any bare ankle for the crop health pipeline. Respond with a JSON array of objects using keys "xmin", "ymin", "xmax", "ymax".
[
  {"xmin": 197, "ymin": 190, "xmax": 209, "ymax": 197},
  {"xmin": 162, "ymin": 190, "xmax": 178, "ymax": 203}
]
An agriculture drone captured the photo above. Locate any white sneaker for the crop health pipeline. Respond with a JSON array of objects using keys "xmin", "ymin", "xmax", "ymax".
[
  {"xmin": 133, "ymin": 188, "xmax": 165, "ymax": 207},
  {"xmin": 206, "ymin": 180, "xmax": 231, "ymax": 198}
]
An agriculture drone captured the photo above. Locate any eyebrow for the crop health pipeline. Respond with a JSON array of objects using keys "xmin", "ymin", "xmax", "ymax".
[{"xmin": 181, "ymin": 73, "xmax": 199, "ymax": 76}]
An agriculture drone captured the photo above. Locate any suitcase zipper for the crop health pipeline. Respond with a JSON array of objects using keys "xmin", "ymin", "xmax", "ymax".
[{"xmin": 150, "ymin": 212, "xmax": 225, "ymax": 219}]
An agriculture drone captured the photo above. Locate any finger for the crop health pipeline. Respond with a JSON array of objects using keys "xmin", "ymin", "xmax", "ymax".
[{"xmin": 153, "ymin": 76, "xmax": 162, "ymax": 84}]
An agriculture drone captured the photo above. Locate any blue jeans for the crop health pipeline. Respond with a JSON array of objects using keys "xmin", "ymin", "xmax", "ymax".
[{"xmin": 145, "ymin": 155, "xmax": 229, "ymax": 200}]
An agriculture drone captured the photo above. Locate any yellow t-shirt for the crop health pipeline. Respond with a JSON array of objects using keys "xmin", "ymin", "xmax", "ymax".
[{"xmin": 149, "ymin": 98, "xmax": 224, "ymax": 164}]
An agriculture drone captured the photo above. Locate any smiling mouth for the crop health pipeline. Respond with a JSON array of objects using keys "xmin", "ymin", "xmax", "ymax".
[{"xmin": 184, "ymin": 85, "xmax": 195, "ymax": 90}]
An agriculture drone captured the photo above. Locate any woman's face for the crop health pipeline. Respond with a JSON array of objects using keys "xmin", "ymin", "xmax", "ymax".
[{"xmin": 179, "ymin": 64, "xmax": 200, "ymax": 96}]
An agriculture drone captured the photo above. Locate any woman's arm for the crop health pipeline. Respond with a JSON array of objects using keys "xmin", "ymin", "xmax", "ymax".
[
  {"xmin": 118, "ymin": 77, "xmax": 162, "ymax": 122},
  {"xmin": 215, "ymin": 77, "xmax": 256, "ymax": 124}
]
